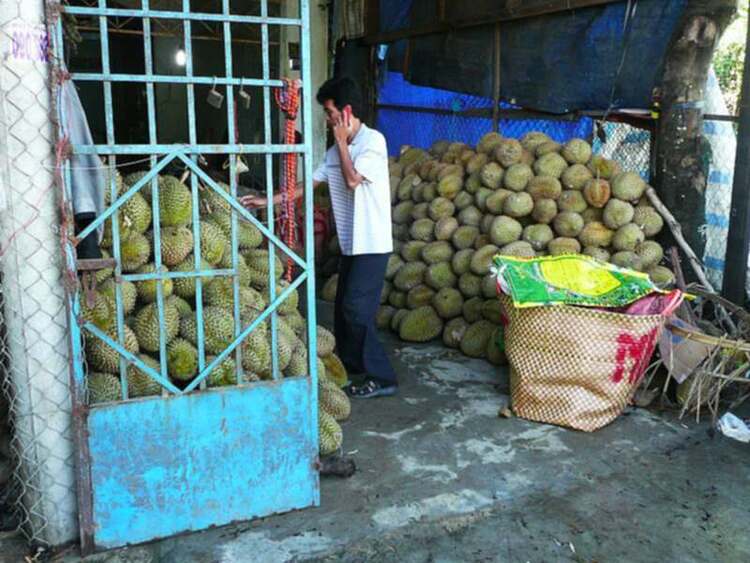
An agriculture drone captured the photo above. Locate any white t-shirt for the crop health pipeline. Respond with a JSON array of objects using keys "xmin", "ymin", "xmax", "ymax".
[{"xmin": 313, "ymin": 124, "xmax": 393, "ymax": 256}]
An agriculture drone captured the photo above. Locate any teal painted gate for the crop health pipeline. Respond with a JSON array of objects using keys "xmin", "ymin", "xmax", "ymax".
[{"xmin": 53, "ymin": 0, "xmax": 319, "ymax": 552}]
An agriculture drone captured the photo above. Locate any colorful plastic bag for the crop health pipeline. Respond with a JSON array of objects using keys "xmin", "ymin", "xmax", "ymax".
[{"xmin": 493, "ymin": 254, "xmax": 662, "ymax": 310}]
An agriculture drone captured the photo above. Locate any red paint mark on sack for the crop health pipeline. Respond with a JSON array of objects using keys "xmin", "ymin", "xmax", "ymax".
[{"xmin": 611, "ymin": 328, "xmax": 659, "ymax": 384}]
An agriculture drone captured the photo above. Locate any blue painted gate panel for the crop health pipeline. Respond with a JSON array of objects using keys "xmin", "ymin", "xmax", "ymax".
[
  {"xmin": 55, "ymin": 1, "xmax": 320, "ymax": 551},
  {"xmin": 88, "ymin": 379, "xmax": 318, "ymax": 549}
]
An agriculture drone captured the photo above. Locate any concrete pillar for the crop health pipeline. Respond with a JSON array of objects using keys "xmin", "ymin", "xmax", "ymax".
[{"xmin": 0, "ymin": 0, "xmax": 77, "ymax": 545}]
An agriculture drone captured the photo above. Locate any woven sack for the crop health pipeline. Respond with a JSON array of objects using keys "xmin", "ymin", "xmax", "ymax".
[{"xmin": 500, "ymin": 294, "xmax": 669, "ymax": 431}]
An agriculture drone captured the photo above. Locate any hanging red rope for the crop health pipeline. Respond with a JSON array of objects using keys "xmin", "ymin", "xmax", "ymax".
[{"xmin": 274, "ymin": 79, "xmax": 300, "ymax": 282}]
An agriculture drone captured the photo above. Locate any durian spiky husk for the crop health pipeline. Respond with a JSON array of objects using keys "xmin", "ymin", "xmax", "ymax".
[
  {"xmin": 319, "ymin": 410, "xmax": 343, "ymax": 456},
  {"xmin": 322, "ymin": 353, "xmax": 348, "ymax": 388},
  {"xmin": 319, "ymin": 376, "xmax": 351, "ymax": 421}
]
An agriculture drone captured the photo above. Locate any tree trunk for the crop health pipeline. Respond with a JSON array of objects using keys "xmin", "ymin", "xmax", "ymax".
[
  {"xmin": 723, "ymin": 12, "xmax": 750, "ymax": 303},
  {"xmin": 655, "ymin": 0, "xmax": 736, "ymax": 269}
]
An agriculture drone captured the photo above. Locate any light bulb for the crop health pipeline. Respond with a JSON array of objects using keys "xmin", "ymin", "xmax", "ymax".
[{"xmin": 175, "ymin": 49, "xmax": 187, "ymax": 67}]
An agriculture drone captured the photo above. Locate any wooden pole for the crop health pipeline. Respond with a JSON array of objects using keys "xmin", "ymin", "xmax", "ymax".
[
  {"xmin": 669, "ymin": 246, "xmax": 699, "ymax": 326},
  {"xmin": 645, "ymin": 187, "xmax": 715, "ymax": 291}
]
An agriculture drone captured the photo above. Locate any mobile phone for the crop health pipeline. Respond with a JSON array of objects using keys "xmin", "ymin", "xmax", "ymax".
[{"xmin": 343, "ymin": 106, "xmax": 352, "ymax": 127}]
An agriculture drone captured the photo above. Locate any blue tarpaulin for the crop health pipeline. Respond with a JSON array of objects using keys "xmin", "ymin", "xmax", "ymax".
[
  {"xmin": 377, "ymin": 72, "xmax": 594, "ymax": 156},
  {"xmin": 379, "ymin": 0, "xmax": 688, "ymax": 114}
]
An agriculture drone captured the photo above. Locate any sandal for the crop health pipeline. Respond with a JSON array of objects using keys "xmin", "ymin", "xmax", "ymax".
[{"xmin": 346, "ymin": 379, "xmax": 398, "ymax": 399}]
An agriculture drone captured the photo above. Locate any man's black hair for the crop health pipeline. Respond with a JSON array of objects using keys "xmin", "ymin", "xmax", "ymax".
[{"xmin": 316, "ymin": 76, "xmax": 364, "ymax": 118}]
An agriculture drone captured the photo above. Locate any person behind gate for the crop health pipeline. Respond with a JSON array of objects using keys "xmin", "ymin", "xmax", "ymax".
[{"xmin": 240, "ymin": 76, "xmax": 397, "ymax": 399}]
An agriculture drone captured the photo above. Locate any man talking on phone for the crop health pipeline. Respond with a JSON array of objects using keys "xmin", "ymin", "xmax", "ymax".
[{"xmin": 241, "ymin": 76, "xmax": 397, "ymax": 398}]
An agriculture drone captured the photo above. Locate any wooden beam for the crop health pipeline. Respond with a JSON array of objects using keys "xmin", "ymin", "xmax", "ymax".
[
  {"xmin": 365, "ymin": 0, "xmax": 380, "ymax": 37},
  {"xmin": 375, "ymin": 104, "xmax": 656, "ymax": 132},
  {"xmin": 438, "ymin": 0, "xmax": 446, "ymax": 22},
  {"xmin": 377, "ymin": 103, "xmax": 494, "ymax": 118},
  {"xmin": 362, "ymin": 0, "xmax": 622, "ymax": 45},
  {"xmin": 704, "ymin": 113, "xmax": 740, "ymax": 122}
]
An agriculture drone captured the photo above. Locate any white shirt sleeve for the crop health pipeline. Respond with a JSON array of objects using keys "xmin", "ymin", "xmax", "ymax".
[
  {"xmin": 353, "ymin": 134, "xmax": 388, "ymax": 184},
  {"xmin": 313, "ymin": 160, "xmax": 328, "ymax": 183}
]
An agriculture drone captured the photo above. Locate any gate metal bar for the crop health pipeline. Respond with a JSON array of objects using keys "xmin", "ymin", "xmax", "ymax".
[
  {"xmin": 221, "ymin": 0, "xmax": 243, "ymax": 382},
  {"xmin": 62, "ymin": 6, "xmax": 301, "ymax": 26},
  {"xmin": 54, "ymin": 0, "xmax": 319, "ymax": 551},
  {"xmin": 261, "ymin": 0, "xmax": 280, "ymax": 381},
  {"xmin": 59, "ymin": 4, "xmax": 318, "ymax": 393}
]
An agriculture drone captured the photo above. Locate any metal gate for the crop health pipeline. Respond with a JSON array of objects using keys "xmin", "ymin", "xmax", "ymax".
[{"xmin": 53, "ymin": 0, "xmax": 318, "ymax": 552}]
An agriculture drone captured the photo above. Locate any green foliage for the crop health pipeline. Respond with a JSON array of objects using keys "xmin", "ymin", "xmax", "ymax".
[
  {"xmin": 714, "ymin": 3, "xmax": 748, "ymax": 116},
  {"xmin": 714, "ymin": 41, "xmax": 744, "ymax": 116}
]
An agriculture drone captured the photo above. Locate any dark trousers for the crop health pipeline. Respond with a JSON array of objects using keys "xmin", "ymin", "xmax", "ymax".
[{"xmin": 334, "ymin": 253, "xmax": 397, "ymax": 385}]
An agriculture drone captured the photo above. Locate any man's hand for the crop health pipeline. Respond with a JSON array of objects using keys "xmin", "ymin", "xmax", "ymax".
[
  {"xmin": 332, "ymin": 115, "xmax": 350, "ymax": 146},
  {"xmin": 239, "ymin": 194, "xmax": 268, "ymax": 209}
]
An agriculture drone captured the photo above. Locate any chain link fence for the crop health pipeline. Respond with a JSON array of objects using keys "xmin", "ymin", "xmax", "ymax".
[
  {"xmin": 592, "ymin": 120, "xmax": 652, "ymax": 181},
  {"xmin": 703, "ymin": 69, "xmax": 737, "ymax": 293},
  {"xmin": 0, "ymin": 0, "xmax": 78, "ymax": 547},
  {"xmin": 703, "ymin": 116, "xmax": 735, "ymax": 292}
]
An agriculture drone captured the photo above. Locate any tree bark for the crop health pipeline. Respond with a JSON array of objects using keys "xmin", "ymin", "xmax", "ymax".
[
  {"xmin": 655, "ymin": 0, "xmax": 737, "ymax": 266},
  {"xmin": 722, "ymin": 15, "xmax": 750, "ymax": 303}
]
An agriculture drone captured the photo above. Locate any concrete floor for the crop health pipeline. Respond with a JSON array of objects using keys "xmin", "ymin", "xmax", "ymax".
[{"xmin": 2, "ymin": 304, "xmax": 749, "ymax": 562}]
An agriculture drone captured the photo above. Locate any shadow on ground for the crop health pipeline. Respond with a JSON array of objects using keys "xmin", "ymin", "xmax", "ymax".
[{"xmin": 2, "ymin": 301, "xmax": 748, "ymax": 563}]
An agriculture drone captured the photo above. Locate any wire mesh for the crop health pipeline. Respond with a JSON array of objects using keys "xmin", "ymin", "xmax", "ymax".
[
  {"xmin": 0, "ymin": 285, "xmax": 20, "ymax": 533},
  {"xmin": 591, "ymin": 121, "xmax": 652, "ymax": 181},
  {"xmin": 703, "ymin": 118, "xmax": 735, "ymax": 292},
  {"xmin": 702, "ymin": 69, "xmax": 737, "ymax": 293},
  {"xmin": 0, "ymin": 1, "xmax": 78, "ymax": 546}
]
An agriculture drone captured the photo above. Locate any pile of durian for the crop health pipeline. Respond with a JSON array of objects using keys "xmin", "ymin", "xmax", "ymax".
[
  {"xmin": 320, "ymin": 131, "xmax": 675, "ymax": 364},
  {"xmin": 83, "ymin": 171, "xmax": 347, "ymax": 455}
]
